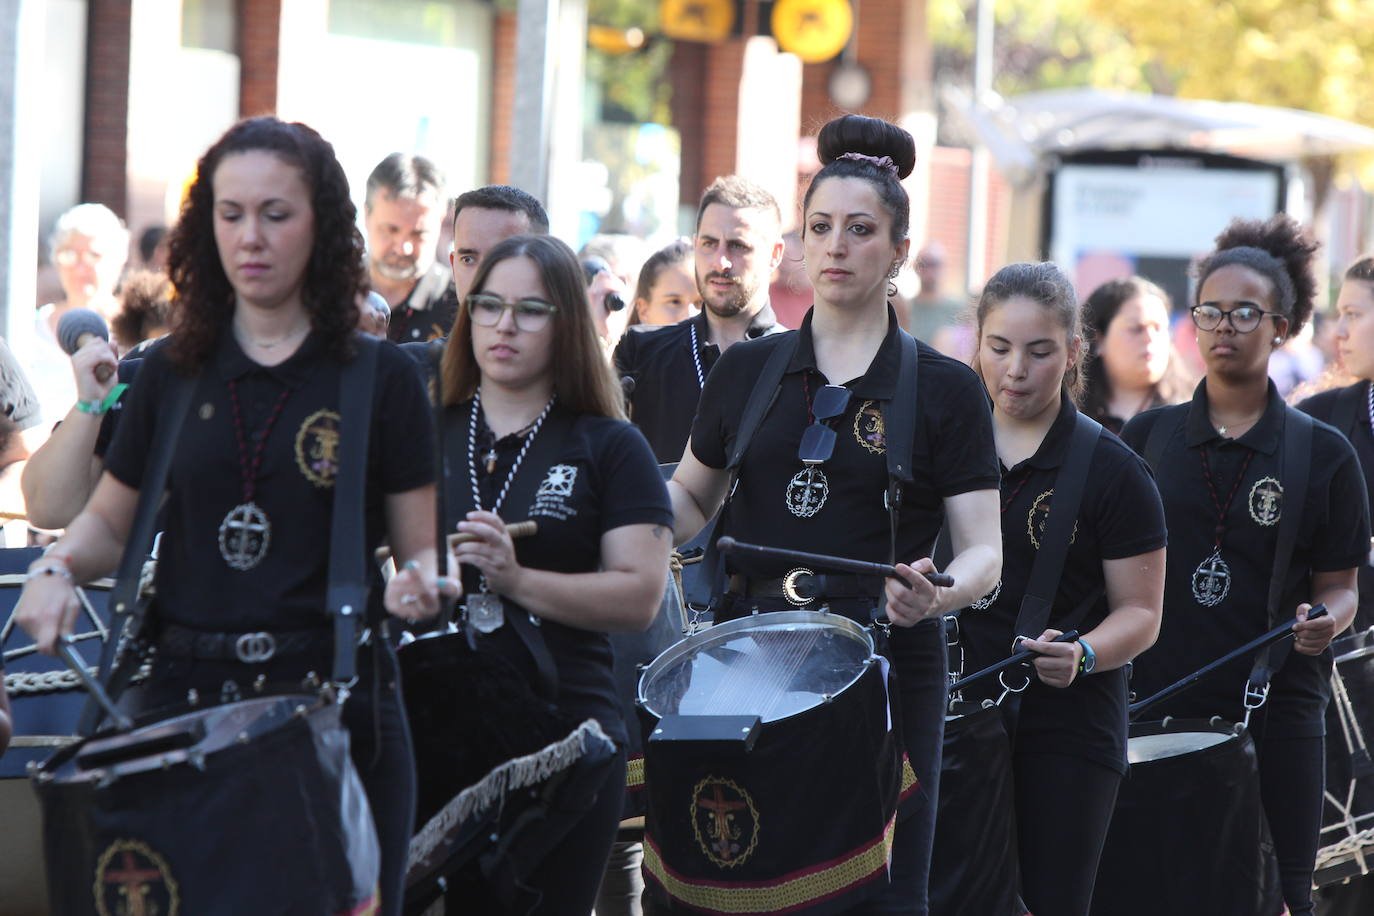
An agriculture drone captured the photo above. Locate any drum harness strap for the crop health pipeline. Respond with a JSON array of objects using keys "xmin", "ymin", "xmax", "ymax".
[
  {"xmin": 943, "ymin": 413, "xmax": 1104, "ymax": 706},
  {"xmin": 700, "ymin": 329, "xmax": 922, "ymax": 629},
  {"xmin": 80, "ymin": 335, "xmax": 382, "ymax": 736},
  {"xmin": 1142, "ymin": 403, "xmax": 1314, "ymax": 727}
]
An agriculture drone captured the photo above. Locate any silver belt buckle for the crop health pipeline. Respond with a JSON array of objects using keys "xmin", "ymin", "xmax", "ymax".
[
  {"xmin": 235, "ymin": 631, "xmax": 277, "ymax": 664},
  {"xmin": 781, "ymin": 567, "xmax": 816, "ymax": 607}
]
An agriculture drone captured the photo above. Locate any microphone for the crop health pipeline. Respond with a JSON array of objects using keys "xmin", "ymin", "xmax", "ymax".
[
  {"xmin": 56, "ymin": 308, "xmax": 114, "ymax": 383},
  {"xmin": 620, "ymin": 375, "xmax": 636, "ymax": 396}
]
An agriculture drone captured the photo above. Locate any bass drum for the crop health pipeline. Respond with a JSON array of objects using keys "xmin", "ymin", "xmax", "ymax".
[
  {"xmin": 637, "ymin": 610, "xmax": 912, "ymax": 916},
  {"xmin": 1, "ymin": 547, "xmax": 119, "ymax": 916},
  {"xmin": 1314, "ymin": 627, "xmax": 1374, "ymax": 913},
  {"xmin": 1091, "ymin": 718, "xmax": 1285, "ymax": 916}
]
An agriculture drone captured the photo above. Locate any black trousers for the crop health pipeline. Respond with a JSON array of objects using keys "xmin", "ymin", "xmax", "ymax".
[
  {"xmin": 1257, "ymin": 732, "xmax": 1325, "ymax": 916},
  {"xmin": 140, "ymin": 640, "xmax": 416, "ymax": 916},
  {"xmin": 1013, "ymin": 751, "xmax": 1121, "ymax": 916}
]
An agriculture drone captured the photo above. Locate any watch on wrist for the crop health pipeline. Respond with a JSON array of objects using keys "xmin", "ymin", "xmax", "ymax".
[{"xmin": 1077, "ymin": 637, "xmax": 1096, "ymax": 675}]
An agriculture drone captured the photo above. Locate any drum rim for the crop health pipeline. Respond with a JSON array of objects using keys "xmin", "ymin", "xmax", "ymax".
[
  {"xmin": 1334, "ymin": 626, "xmax": 1374, "ymax": 663},
  {"xmin": 635, "ymin": 609, "xmax": 876, "ymax": 719}
]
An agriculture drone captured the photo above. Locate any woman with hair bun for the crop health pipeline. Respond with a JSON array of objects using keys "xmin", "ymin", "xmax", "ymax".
[
  {"xmin": 1121, "ymin": 215, "xmax": 1369, "ymax": 916},
  {"xmin": 667, "ymin": 114, "xmax": 1002, "ymax": 913},
  {"xmin": 955, "ymin": 261, "xmax": 1165, "ymax": 916},
  {"xmin": 1080, "ymin": 276, "xmax": 1194, "ymax": 433}
]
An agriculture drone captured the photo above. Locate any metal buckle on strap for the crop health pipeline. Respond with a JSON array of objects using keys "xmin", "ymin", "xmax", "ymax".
[
  {"xmin": 781, "ymin": 567, "xmax": 816, "ymax": 607},
  {"xmin": 1242, "ymin": 679, "xmax": 1270, "ymax": 727},
  {"xmin": 234, "ymin": 631, "xmax": 277, "ymax": 664}
]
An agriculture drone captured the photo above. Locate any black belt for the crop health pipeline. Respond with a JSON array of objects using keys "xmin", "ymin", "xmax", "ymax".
[
  {"xmin": 727, "ymin": 570, "xmax": 882, "ymax": 608},
  {"xmin": 158, "ymin": 624, "xmax": 336, "ymax": 664}
]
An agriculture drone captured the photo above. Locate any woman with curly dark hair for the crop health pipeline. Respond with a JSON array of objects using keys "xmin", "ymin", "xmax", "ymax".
[
  {"xmin": 1080, "ymin": 276, "xmax": 1194, "ymax": 433},
  {"xmin": 14, "ymin": 116, "xmax": 448, "ymax": 916},
  {"xmin": 1120, "ymin": 215, "xmax": 1369, "ymax": 916}
]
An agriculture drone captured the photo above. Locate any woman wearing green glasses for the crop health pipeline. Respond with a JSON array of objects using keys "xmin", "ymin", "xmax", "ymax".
[
  {"xmin": 422, "ymin": 232, "xmax": 672, "ymax": 913},
  {"xmin": 1119, "ymin": 215, "xmax": 1369, "ymax": 916}
]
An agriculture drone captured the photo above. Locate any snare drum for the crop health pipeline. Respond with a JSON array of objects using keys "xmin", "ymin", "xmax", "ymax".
[
  {"xmin": 1318, "ymin": 627, "xmax": 1374, "ymax": 886},
  {"xmin": 32, "ymin": 693, "xmax": 381, "ymax": 916},
  {"xmin": 637, "ymin": 611, "xmax": 912, "ymax": 915},
  {"xmin": 1091, "ymin": 719, "xmax": 1285, "ymax": 916}
]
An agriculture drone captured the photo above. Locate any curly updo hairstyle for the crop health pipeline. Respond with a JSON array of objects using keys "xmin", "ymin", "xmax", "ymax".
[
  {"xmin": 166, "ymin": 117, "xmax": 367, "ymax": 372},
  {"xmin": 1193, "ymin": 213, "xmax": 1320, "ymax": 339},
  {"xmin": 803, "ymin": 115, "xmax": 916, "ymax": 244},
  {"xmin": 972, "ymin": 261, "xmax": 1086, "ymax": 402}
]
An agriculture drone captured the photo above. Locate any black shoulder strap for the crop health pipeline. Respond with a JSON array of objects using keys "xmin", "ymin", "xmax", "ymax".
[
  {"xmin": 1142, "ymin": 405, "xmax": 1187, "ymax": 475},
  {"xmin": 1011, "ymin": 412, "xmax": 1104, "ymax": 641},
  {"xmin": 881, "ymin": 331, "xmax": 919, "ymax": 566},
  {"xmin": 326, "ymin": 334, "xmax": 380, "ymax": 686},
  {"xmin": 702, "ymin": 334, "xmax": 800, "ymax": 607},
  {"xmin": 1248, "ymin": 407, "xmax": 1314, "ymax": 692},
  {"xmin": 82, "ymin": 370, "xmax": 196, "ymax": 734}
]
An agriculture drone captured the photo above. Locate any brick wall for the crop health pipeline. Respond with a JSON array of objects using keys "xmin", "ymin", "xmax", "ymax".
[
  {"xmin": 83, "ymin": 0, "xmax": 132, "ymax": 217},
  {"xmin": 239, "ymin": 0, "xmax": 281, "ymax": 117},
  {"xmin": 798, "ymin": 0, "xmax": 929, "ymax": 129},
  {"xmin": 926, "ymin": 145, "xmax": 1010, "ymax": 291},
  {"xmin": 488, "ymin": 10, "xmax": 518, "ymax": 187},
  {"xmin": 671, "ymin": 38, "xmax": 752, "ymax": 208}
]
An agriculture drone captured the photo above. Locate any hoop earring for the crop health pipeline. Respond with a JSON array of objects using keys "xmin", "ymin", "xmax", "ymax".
[
  {"xmin": 888, "ymin": 263, "xmax": 901, "ymax": 279},
  {"xmin": 887, "ymin": 280, "xmax": 898, "ymax": 299}
]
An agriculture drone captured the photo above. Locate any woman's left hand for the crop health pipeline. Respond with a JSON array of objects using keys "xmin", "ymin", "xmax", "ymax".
[
  {"xmin": 454, "ymin": 510, "xmax": 524, "ymax": 596},
  {"xmin": 1021, "ymin": 628, "xmax": 1082, "ymax": 688},
  {"xmin": 1292, "ymin": 603, "xmax": 1337, "ymax": 656},
  {"xmin": 384, "ymin": 561, "xmax": 456, "ymax": 623},
  {"xmin": 883, "ymin": 558, "xmax": 943, "ymax": 627}
]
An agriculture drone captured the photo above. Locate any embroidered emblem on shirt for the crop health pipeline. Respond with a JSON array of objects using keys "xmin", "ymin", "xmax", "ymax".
[
  {"xmin": 1248, "ymin": 476, "xmax": 1282, "ymax": 527},
  {"xmin": 294, "ymin": 408, "xmax": 341, "ymax": 488},
  {"xmin": 95, "ymin": 838, "xmax": 181, "ymax": 916},
  {"xmin": 530, "ymin": 464, "xmax": 579, "ymax": 521},
  {"xmin": 691, "ymin": 776, "xmax": 759, "ymax": 869},
  {"xmin": 853, "ymin": 400, "xmax": 886, "ymax": 454},
  {"xmin": 1027, "ymin": 489, "xmax": 1079, "ymax": 550}
]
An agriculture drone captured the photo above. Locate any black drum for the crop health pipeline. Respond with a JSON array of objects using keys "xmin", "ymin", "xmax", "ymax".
[
  {"xmin": 1, "ymin": 546, "xmax": 116, "ymax": 916},
  {"xmin": 1318, "ymin": 627, "xmax": 1374, "ymax": 887},
  {"xmin": 637, "ymin": 611, "xmax": 911, "ymax": 915},
  {"xmin": 1091, "ymin": 718, "xmax": 1285, "ymax": 916},
  {"xmin": 32, "ymin": 693, "xmax": 380, "ymax": 916}
]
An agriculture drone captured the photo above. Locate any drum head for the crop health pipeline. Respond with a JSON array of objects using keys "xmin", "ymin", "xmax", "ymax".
[
  {"xmin": 1127, "ymin": 730, "xmax": 1232, "ymax": 763},
  {"xmin": 637, "ymin": 610, "xmax": 874, "ymax": 724}
]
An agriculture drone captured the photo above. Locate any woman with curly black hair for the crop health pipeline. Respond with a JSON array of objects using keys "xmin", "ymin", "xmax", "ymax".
[
  {"xmin": 1121, "ymin": 215, "xmax": 1369, "ymax": 916},
  {"xmin": 14, "ymin": 117, "xmax": 447, "ymax": 916}
]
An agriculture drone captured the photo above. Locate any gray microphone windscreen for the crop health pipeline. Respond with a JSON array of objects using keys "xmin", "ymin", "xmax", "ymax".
[{"xmin": 57, "ymin": 308, "xmax": 110, "ymax": 355}]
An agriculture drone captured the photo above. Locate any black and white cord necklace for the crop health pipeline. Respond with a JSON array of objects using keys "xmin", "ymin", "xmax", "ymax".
[
  {"xmin": 688, "ymin": 322, "xmax": 706, "ymax": 389},
  {"xmin": 464, "ymin": 387, "xmax": 554, "ymax": 632}
]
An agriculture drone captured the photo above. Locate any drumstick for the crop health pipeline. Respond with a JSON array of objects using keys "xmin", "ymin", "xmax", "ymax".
[
  {"xmin": 1128, "ymin": 605, "xmax": 1328, "ymax": 720},
  {"xmin": 56, "ymin": 634, "xmax": 133, "ymax": 732},
  {"xmin": 374, "ymin": 520, "xmax": 538, "ymax": 562},
  {"xmin": 947, "ymin": 630, "xmax": 1081, "ymax": 694},
  {"xmin": 716, "ymin": 537, "xmax": 956, "ymax": 588}
]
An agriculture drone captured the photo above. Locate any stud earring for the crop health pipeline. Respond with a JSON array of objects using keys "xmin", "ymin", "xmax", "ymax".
[{"xmin": 1273, "ymin": 337, "xmax": 1282, "ymax": 345}]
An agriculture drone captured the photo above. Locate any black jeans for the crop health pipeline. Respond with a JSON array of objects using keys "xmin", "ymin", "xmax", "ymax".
[
  {"xmin": 1257, "ymin": 733, "xmax": 1325, "ymax": 916},
  {"xmin": 139, "ymin": 640, "xmax": 416, "ymax": 916}
]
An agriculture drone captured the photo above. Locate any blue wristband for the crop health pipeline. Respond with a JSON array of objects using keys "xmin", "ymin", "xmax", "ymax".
[{"xmin": 1077, "ymin": 637, "xmax": 1097, "ymax": 675}]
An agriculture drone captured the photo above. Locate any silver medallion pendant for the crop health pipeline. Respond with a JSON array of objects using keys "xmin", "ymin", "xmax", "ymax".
[
  {"xmin": 219, "ymin": 501, "xmax": 271, "ymax": 571},
  {"xmin": 972, "ymin": 579, "xmax": 1002, "ymax": 611},
  {"xmin": 785, "ymin": 466, "xmax": 830, "ymax": 518},
  {"xmin": 1192, "ymin": 549, "xmax": 1232, "ymax": 607},
  {"xmin": 466, "ymin": 592, "xmax": 505, "ymax": 633}
]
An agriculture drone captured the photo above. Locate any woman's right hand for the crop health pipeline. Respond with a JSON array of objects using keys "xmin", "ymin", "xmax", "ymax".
[
  {"xmin": 15, "ymin": 566, "xmax": 82, "ymax": 655},
  {"xmin": 71, "ymin": 337, "xmax": 119, "ymax": 405}
]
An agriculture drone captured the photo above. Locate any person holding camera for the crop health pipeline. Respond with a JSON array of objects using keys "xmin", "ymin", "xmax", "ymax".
[{"xmin": 613, "ymin": 176, "xmax": 786, "ymax": 462}]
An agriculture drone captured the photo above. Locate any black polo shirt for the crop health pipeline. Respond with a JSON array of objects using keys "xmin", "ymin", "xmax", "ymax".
[
  {"xmin": 960, "ymin": 398, "xmax": 1167, "ymax": 774},
  {"xmin": 105, "ymin": 331, "xmax": 434, "ymax": 632},
  {"xmin": 691, "ymin": 306, "xmax": 1000, "ymax": 581},
  {"xmin": 388, "ymin": 263, "xmax": 460, "ymax": 344},
  {"xmin": 449, "ymin": 402, "xmax": 673, "ymax": 744},
  {"xmin": 1298, "ymin": 380, "xmax": 1374, "ymax": 630},
  {"xmin": 614, "ymin": 306, "xmax": 785, "ymax": 462},
  {"xmin": 1121, "ymin": 380, "xmax": 1370, "ymax": 737}
]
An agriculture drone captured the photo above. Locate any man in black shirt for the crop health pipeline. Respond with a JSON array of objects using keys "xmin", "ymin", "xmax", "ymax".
[
  {"xmin": 614, "ymin": 176, "xmax": 786, "ymax": 462},
  {"xmin": 364, "ymin": 153, "xmax": 458, "ymax": 343}
]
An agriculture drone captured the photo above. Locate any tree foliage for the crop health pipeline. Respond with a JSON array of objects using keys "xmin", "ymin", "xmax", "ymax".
[{"xmin": 585, "ymin": 0, "xmax": 674, "ymax": 125}]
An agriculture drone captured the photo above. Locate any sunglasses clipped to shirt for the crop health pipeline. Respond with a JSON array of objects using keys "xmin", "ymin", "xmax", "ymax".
[
  {"xmin": 465, "ymin": 293, "xmax": 559, "ymax": 332},
  {"xmin": 800, "ymin": 385, "xmax": 853, "ymax": 465}
]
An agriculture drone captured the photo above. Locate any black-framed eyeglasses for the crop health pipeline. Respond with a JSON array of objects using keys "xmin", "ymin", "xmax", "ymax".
[
  {"xmin": 799, "ymin": 385, "xmax": 852, "ymax": 466},
  {"xmin": 1190, "ymin": 304, "xmax": 1283, "ymax": 334},
  {"xmin": 466, "ymin": 293, "xmax": 558, "ymax": 332}
]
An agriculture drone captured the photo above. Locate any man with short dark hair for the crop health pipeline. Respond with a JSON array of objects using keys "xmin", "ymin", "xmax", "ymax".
[
  {"xmin": 364, "ymin": 153, "xmax": 456, "ymax": 343},
  {"xmin": 614, "ymin": 176, "xmax": 786, "ymax": 462},
  {"xmin": 449, "ymin": 185, "xmax": 550, "ymax": 303}
]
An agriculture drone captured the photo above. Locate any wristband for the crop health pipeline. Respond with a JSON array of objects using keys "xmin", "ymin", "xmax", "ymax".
[
  {"xmin": 74, "ymin": 383, "xmax": 129, "ymax": 416},
  {"xmin": 1077, "ymin": 637, "xmax": 1097, "ymax": 675},
  {"xmin": 26, "ymin": 564, "xmax": 74, "ymax": 583}
]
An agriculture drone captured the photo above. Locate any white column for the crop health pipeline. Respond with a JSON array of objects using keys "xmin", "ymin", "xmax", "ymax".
[
  {"xmin": 509, "ymin": 0, "xmax": 559, "ymax": 205},
  {"xmin": 0, "ymin": 0, "xmax": 44, "ymax": 341}
]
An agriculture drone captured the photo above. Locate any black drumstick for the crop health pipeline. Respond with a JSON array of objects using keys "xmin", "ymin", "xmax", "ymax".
[
  {"xmin": 1128, "ymin": 605, "xmax": 1328, "ymax": 720},
  {"xmin": 716, "ymin": 537, "xmax": 955, "ymax": 588},
  {"xmin": 947, "ymin": 629, "xmax": 1080, "ymax": 694},
  {"xmin": 57, "ymin": 634, "xmax": 133, "ymax": 731}
]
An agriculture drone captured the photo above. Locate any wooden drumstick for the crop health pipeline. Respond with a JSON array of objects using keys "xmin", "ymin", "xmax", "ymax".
[{"xmin": 374, "ymin": 520, "xmax": 539, "ymax": 562}]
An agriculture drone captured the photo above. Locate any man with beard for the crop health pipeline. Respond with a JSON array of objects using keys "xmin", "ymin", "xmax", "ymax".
[
  {"xmin": 364, "ymin": 153, "xmax": 457, "ymax": 343},
  {"xmin": 614, "ymin": 176, "xmax": 785, "ymax": 462}
]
